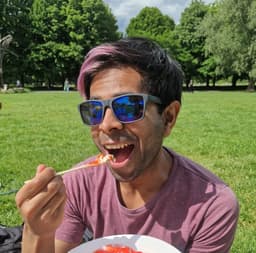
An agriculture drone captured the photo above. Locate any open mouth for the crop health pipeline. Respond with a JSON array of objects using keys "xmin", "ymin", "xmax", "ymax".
[{"xmin": 105, "ymin": 143, "xmax": 134, "ymax": 163}]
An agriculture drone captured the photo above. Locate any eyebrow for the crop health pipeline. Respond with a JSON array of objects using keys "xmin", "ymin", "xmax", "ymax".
[{"xmin": 89, "ymin": 92, "xmax": 139, "ymax": 100}]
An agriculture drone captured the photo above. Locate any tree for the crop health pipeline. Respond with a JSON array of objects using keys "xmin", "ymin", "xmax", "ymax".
[
  {"xmin": 29, "ymin": 0, "xmax": 120, "ymax": 86},
  {"xmin": 175, "ymin": 0, "xmax": 210, "ymax": 86},
  {"xmin": 126, "ymin": 7, "xmax": 175, "ymax": 37},
  {"xmin": 0, "ymin": 35, "xmax": 13, "ymax": 87},
  {"xmin": 201, "ymin": 0, "xmax": 256, "ymax": 90},
  {"xmin": 126, "ymin": 7, "xmax": 179, "ymax": 61},
  {"xmin": 29, "ymin": 0, "xmax": 72, "ymax": 86},
  {"xmin": 0, "ymin": 0, "xmax": 34, "ymax": 85}
]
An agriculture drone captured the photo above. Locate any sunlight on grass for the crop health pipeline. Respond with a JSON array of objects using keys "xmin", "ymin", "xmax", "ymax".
[{"xmin": 0, "ymin": 91, "xmax": 255, "ymax": 252}]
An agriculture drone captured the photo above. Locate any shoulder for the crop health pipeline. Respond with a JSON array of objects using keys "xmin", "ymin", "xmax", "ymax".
[
  {"xmin": 165, "ymin": 149, "xmax": 239, "ymax": 251},
  {"xmin": 166, "ymin": 147, "xmax": 238, "ymax": 209},
  {"xmin": 167, "ymin": 147, "xmax": 228, "ymax": 187}
]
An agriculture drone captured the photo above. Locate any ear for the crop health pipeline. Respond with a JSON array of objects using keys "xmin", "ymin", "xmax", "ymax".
[{"xmin": 162, "ymin": 101, "xmax": 180, "ymax": 137}]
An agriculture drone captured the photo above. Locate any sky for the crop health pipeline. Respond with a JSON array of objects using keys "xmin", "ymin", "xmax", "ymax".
[{"xmin": 103, "ymin": 0, "xmax": 215, "ymax": 33}]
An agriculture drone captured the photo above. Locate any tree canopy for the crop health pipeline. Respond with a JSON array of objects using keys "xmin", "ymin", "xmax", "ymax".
[
  {"xmin": 1, "ymin": 0, "xmax": 255, "ymax": 90},
  {"xmin": 0, "ymin": 0, "xmax": 33, "ymax": 86},
  {"xmin": 126, "ymin": 7, "xmax": 179, "ymax": 63},
  {"xmin": 175, "ymin": 0, "xmax": 210, "ymax": 85},
  {"xmin": 29, "ymin": 0, "xmax": 120, "ymax": 86},
  {"xmin": 0, "ymin": 0, "xmax": 120, "ymax": 87},
  {"xmin": 126, "ymin": 7, "xmax": 175, "ymax": 37},
  {"xmin": 201, "ymin": 0, "xmax": 256, "ymax": 90}
]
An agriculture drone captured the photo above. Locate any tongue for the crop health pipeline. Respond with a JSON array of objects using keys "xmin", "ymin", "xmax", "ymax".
[{"xmin": 111, "ymin": 145, "xmax": 134, "ymax": 163}]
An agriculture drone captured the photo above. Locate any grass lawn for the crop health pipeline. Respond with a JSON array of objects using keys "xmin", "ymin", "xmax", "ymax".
[{"xmin": 0, "ymin": 90, "xmax": 255, "ymax": 252}]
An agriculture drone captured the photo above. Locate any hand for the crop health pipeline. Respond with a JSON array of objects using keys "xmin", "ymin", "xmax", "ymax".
[{"xmin": 16, "ymin": 165, "xmax": 67, "ymax": 236}]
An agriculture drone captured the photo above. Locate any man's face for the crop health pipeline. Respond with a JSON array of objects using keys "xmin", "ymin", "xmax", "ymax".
[{"xmin": 89, "ymin": 67, "xmax": 167, "ymax": 182}]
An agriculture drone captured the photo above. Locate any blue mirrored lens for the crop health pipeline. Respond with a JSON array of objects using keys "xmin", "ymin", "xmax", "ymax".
[
  {"xmin": 80, "ymin": 101, "xmax": 103, "ymax": 125},
  {"xmin": 112, "ymin": 95, "xmax": 144, "ymax": 122}
]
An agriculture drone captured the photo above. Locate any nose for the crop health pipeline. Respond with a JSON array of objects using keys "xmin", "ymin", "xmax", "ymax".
[{"xmin": 98, "ymin": 107, "xmax": 123, "ymax": 132}]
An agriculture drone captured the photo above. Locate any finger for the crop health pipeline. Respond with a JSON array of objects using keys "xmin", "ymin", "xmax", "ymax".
[
  {"xmin": 20, "ymin": 176, "xmax": 64, "ymax": 220},
  {"xmin": 34, "ymin": 166, "xmax": 56, "ymax": 186},
  {"xmin": 16, "ymin": 167, "xmax": 56, "ymax": 206},
  {"xmin": 40, "ymin": 185, "xmax": 67, "ymax": 222},
  {"xmin": 36, "ymin": 164, "xmax": 47, "ymax": 175}
]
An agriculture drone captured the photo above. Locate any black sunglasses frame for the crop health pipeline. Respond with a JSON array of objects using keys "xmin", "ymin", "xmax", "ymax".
[{"xmin": 78, "ymin": 93, "xmax": 162, "ymax": 126}]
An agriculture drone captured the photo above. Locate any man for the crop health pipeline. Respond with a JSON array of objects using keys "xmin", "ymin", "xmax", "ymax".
[
  {"xmin": 64, "ymin": 78, "xmax": 70, "ymax": 92},
  {"xmin": 16, "ymin": 37, "xmax": 239, "ymax": 253}
]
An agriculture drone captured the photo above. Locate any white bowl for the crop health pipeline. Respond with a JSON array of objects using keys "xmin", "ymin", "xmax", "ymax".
[{"xmin": 69, "ymin": 234, "xmax": 181, "ymax": 253}]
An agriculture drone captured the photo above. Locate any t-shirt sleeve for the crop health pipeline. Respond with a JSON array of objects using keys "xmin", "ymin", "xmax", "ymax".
[{"xmin": 187, "ymin": 186, "xmax": 239, "ymax": 253}]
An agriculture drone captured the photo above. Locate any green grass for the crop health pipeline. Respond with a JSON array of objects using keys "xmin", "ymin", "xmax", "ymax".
[{"xmin": 0, "ymin": 91, "xmax": 255, "ymax": 252}]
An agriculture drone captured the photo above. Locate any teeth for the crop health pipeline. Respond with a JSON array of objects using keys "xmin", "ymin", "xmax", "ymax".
[{"xmin": 105, "ymin": 143, "xmax": 130, "ymax": 150}]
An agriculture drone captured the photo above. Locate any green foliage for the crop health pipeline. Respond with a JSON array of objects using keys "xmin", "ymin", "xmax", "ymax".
[
  {"xmin": 0, "ymin": 91, "xmax": 255, "ymax": 252},
  {"xmin": 175, "ymin": 0, "xmax": 210, "ymax": 84},
  {"xmin": 1, "ymin": 0, "xmax": 256, "ymax": 89},
  {"xmin": 0, "ymin": 0, "xmax": 34, "ymax": 85},
  {"xmin": 126, "ymin": 7, "xmax": 175, "ymax": 37},
  {"xmin": 126, "ymin": 7, "xmax": 179, "ymax": 62},
  {"xmin": 1, "ymin": 0, "xmax": 120, "ymax": 86},
  {"xmin": 201, "ymin": 0, "xmax": 256, "ymax": 89},
  {"xmin": 67, "ymin": 0, "xmax": 119, "ymax": 45}
]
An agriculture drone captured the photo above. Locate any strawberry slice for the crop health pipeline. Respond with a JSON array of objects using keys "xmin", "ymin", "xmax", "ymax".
[{"xmin": 94, "ymin": 244, "xmax": 143, "ymax": 253}]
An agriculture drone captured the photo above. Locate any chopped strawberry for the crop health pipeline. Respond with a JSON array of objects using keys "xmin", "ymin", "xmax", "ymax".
[{"xmin": 94, "ymin": 244, "xmax": 143, "ymax": 253}]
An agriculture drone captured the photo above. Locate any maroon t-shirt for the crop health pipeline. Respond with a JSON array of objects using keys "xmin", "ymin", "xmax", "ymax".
[{"xmin": 55, "ymin": 148, "xmax": 239, "ymax": 253}]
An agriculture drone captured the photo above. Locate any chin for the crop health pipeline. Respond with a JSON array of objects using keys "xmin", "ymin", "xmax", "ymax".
[{"xmin": 110, "ymin": 168, "xmax": 141, "ymax": 182}]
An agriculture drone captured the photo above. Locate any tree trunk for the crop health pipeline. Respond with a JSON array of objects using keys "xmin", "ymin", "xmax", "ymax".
[
  {"xmin": 0, "ymin": 67, "xmax": 3, "ymax": 88},
  {"xmin": 0, "ymin": 56, "xmax": 4, "ymax": 88},
  {"xmin": 0, "ymin": 35, "xmax": 13, "ymax": 88},
  {"xmin": 212, "ymin": 75, "xmax": 216, "ymax": 87},
  {"xmin": 247, "ymin": 78, "xmax": 255, "ymax": 91},
  {"xmin": 206, "ymin": 76, "xmax": 210, "ymax": 87},
  {"xmin": 185, "ymin": 77, "xmax": 191, "ymax": 89},
  {"xmin": 232, "ymin": 74, "xmax": 238, "ymax": 87}
]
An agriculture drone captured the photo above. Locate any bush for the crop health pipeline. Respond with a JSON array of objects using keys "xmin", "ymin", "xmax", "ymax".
[{"xmin": 0, "ymin": 87, "xmax": 31, "ymax": 94}]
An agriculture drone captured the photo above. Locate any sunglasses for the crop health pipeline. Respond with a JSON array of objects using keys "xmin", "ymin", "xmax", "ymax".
[{"xmin": 78, "ymin": 93, "xmax": 162, "ymax": 126}]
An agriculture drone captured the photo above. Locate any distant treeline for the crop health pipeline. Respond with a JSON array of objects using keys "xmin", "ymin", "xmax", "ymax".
[{"xmin": 0, "ymin": 0, "xmax": 255, "ymax": 91}]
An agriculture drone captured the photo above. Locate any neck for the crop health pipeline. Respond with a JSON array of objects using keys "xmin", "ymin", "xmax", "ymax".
[{"xmin": 118, "ymin": 147, "xmax": 173, "ymax": 209}]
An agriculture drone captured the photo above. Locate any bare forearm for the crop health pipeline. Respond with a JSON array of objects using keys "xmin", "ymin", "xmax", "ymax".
[
  {"xmin": 22, "ymin": 225, "xmax": 55, "ymax": 253},
  {"xmin": 15, "ymin": 166, "xmax": 67, "ymax": 253}
]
